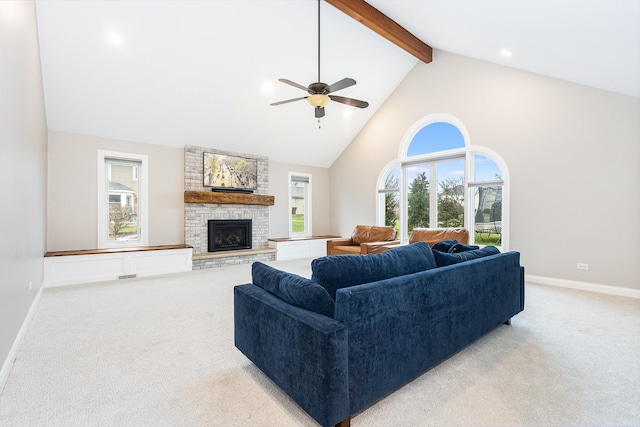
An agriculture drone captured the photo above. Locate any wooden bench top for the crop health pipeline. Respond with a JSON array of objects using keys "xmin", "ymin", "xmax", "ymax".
[{"xmin": 44, "ymin": 244, "xmax": 193, "ymax": 257}]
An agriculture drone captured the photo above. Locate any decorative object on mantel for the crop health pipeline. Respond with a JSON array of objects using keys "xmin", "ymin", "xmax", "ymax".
[
  {"xmin": 211, "ymin": 188, "xmax": 253, "ymax": 194},
  {"xmin": 184, "ymin": 190, "xmax": 274, "ymax": 206}
]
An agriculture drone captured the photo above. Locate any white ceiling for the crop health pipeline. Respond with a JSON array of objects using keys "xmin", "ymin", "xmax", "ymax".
[{"xmin": 35, "ymin": 0, "xmax": 640, "ymax": 168}]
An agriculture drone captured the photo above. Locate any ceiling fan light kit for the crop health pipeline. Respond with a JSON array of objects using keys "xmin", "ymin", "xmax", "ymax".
[
  {"xmin": 271, "ymin": 0, "xmax": 368, "ymax": 120},
  {"xmin": 307, "ymin": 94, "xmax": 331, "ymax": 108}
]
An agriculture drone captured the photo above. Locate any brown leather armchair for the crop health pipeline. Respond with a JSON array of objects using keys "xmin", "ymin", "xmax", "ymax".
[
  {"xmin": 408, "ymin": 227, "xmax": 469, "ymax": 246},
  {"xmin": 376, "ymin": 227, "xmax": 470, "ymax": 253},
  {"xmin": 326, "ymin": 225, "xmax": 399, "ymax": 255}
]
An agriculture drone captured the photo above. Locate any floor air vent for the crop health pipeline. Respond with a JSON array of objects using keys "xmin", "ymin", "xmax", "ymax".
[{"xmin": 118, "ymin": 274, "xmax": 137, "ymax": 280}]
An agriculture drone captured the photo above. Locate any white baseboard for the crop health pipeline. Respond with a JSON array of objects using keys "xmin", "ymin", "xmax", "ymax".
[
  {"xmin": 0, "ymin": 284, "xmax": 43, "ymax": 394},
  {"xmin": 526, "ymin": 275, "xmax": 640, "ymax": 299}
]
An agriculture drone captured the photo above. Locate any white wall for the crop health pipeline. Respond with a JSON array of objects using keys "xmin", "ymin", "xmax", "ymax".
[
  {"xmin": 268, "ymin": 161, "xmax": 331, "ymax": 238},
  {"xmin": 330, "ymin": 50, "xmax": 640, "ymax": 291},
  {"xmin": 47, "ymin": 132, "xmax": 333, "ymax": 250},
  {"xmin": 47, "ymin": 131, "xmax": 184, "ymax": 251},
  {"xmin": 0, "ymin": 1, "xmax": 48, "ymax": 381}
]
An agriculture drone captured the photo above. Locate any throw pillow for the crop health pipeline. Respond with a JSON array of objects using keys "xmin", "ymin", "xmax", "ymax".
[
  {"xmin": 252, "ymin": 262, "xmax": 335, "ymax": 318},
  {"xmin": 432, "ymin": 246, "xmax": 501, "ymax": 267},
  {"xmin": 311, "ymin": 241, "xmax": 437, "ymax": 300},
  {"xmin": 431, "ymin": 240, "xmax": 459, "ymax": 252},
  {"xmin": 448, "ymin": 243, "xmax": 480, "ymax": 253}
]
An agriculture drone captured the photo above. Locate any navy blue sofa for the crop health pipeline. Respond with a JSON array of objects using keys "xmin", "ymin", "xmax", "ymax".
[{"xmin": 234, "ymin": 242, "xmax": 524, "ymax": 427}]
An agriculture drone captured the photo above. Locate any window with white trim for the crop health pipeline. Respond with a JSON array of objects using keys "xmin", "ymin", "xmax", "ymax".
[
  {"xmin": 377, "ymin": 115, "xmax": 509, "ymax": 249},
  {"xmin": 289, "ymin": 173, "xmax": 312, "ymax": 237},
  {"xmin": 377, "ymin": 164, "xmax": 400, "ymax": 233},
  {"xmin": 98, "ymin": 151, "xmax": 148, "ymax": 248}
]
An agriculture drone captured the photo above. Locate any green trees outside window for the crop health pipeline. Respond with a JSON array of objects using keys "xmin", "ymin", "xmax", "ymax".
[
  {"xmin": 437, "ymin": 177, "xmax": 464, "ymax": 228},
  {"xmin": 407, "ymin": 171, "xmax": 429, "ymax": 231},
  {"xmin": 403, "ymin": 174, "xmax": 465, "ymax": 235},
  {"xmin": 384, "ymin": 172, "xmax": 399, "ymax": 230}
]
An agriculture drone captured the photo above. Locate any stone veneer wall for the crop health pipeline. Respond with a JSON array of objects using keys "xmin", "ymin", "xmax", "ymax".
[{"xmin": 184, "ymin": 145, "xmax": 274, "ymax": 269}]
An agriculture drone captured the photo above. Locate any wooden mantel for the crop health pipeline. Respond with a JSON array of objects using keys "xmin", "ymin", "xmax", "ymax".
[{"xmin": 184, "ymin": 190, "xmax": 274, "ymax": 206}]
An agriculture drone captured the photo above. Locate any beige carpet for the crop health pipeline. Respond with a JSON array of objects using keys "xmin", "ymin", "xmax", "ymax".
[{"xmin": 1, "ymin": 258, "xmax": 638, "ymax": 426}]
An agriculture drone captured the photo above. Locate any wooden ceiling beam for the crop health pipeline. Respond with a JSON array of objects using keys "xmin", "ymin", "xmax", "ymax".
[{"xmin": 325, "ymin": 0, "xmax": 432, "ymax": 64}]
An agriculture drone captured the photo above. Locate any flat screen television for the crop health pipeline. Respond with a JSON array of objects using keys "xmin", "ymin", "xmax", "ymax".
[{"xmin": 203, "ymin": 152, "xmax": 258, "ymax": 192}]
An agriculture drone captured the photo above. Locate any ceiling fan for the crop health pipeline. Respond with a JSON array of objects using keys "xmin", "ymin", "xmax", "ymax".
[{"xmin": 270, "ymin": 0, "xmax": 369, "ymax": 119}]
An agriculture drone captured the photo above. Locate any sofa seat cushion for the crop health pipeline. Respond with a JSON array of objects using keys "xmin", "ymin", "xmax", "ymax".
[
  {"xmin": 330, "ymin": 245, "xmax": 362, "ymax": 255},
  {"xmin": 432, "ymin": 246, "xmax": 501, "ymax": 267},
  {"xmin": 252, "ymin": 262, "xmax": 335, "ymax": 318},
  {"xmin": 311, "ymin": 242, "xmax": 437, "ymax": 300},
  {"xmin": 431, "ymin": 240, "xmax": 459, "ymax": 252}
]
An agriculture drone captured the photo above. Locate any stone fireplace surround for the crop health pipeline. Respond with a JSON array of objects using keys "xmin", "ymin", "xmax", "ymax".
[{"xmin": 184, "ymin": 145, "xmax": 275, "ymax": 269}]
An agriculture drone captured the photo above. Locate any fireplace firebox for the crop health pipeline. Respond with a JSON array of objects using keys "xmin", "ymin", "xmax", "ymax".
[{"xmin": 208, "ymin": 219, "xmax": 252, "ymax": 252}]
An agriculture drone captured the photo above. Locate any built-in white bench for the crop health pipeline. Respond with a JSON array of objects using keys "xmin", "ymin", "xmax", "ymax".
[
  {"xmin": 268, "ymin": 236, "xmax": 340, "ymax": 261},
  {"xmin": 43, "ymin": 244, "xmax": 193, "ymax": 287}
]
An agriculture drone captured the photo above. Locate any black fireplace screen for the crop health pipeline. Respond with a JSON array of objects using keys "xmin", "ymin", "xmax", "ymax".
[{"xmin": 208, "ymin": 219, "xmax": 252, "ymax": 252}]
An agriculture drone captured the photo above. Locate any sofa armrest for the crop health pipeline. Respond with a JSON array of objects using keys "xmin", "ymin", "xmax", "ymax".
[
  {"xmin": 234, "ymin": 284, "xmax": 350, "ymax": 427},
  {"xmin": 360, "ymin": 240, "xmax": 401, "ymax": 254},
  {"xmin": 327, "ymin": 237, "xmax": 353, "ymax": 254}
]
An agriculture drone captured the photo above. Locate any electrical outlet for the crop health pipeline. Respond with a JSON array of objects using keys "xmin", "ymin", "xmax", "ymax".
[
  {"xmin": 28, "ymin": 281, "xmax": 33, "ymax": 291},
  {"xmin": 577, "ymin": 263, "xmax": 589, "ymax": 270}
]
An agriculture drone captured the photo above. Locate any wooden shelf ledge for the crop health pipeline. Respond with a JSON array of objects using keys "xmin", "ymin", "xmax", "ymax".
[
  {"xmin": 192, "ymin": 247, "xmax": 276, "ymax": 260},
  {"xmin": 184, "ymin": 190, "xmax": 274, "ymax": 206}
]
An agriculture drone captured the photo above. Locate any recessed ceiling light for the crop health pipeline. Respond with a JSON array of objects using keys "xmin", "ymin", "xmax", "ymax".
[
  {"xmin": 261, "ymin": 82, "xmax": 274, "ymax": 95},
  {"xmin": 500, "ymin": 49, "xmax": 512, "ymax": 58},
  {"xmin": 106, "ymin": 31, "xmax": 124, "ymax": 46}
]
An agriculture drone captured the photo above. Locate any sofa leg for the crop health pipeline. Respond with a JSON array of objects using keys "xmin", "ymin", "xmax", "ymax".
[
  {"xmin": 335, "ymin": 417, "xmax": 351, "ymax": 427},
  {"xmin": 504, "ymin": 318, "xmax": 511, "ymax": 325}
]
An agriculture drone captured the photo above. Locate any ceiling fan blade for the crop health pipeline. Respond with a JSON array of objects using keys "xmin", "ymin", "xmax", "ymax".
[
  {"xmin": 327, "ymin": 78, "xmax": 356, "ymax": 93},
  {"xmin": 278, "ymin": 78, "xmax": 310, "ymax": 92},
  {"xmin": 315, "ymin": 107, "xmax": 325, "ymax": 118},
  {"xmin": 329, "ymin": 95, "xmax": 369, "ymax": 108},
  {"xmin": 270, "ymin": 97, "xmax": 307, "ymax": 106}
]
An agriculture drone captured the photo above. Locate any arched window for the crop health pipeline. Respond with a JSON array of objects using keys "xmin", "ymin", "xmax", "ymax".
[
  {"xmin": 377, "ymin": 114, "xmax": 509, "ymax": 250},
  {"xmin": 407, "ymin": 121, "xmax": 465, "ymax": 155}
]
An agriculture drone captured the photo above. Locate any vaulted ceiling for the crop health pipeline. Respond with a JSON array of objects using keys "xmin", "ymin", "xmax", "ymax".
[{"xmin": 35, "ymin": 0, "xmax": 640, "ymax": 168}]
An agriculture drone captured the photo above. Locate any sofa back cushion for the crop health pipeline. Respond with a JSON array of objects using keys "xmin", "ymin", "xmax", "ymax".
[
  {"xmin": 252, "ymin": 262, "xmax": 335, "ymax": 318},
  {"xmin": 408, "ymin": 227, "xmax": 469, "ymax": 246},
  {"xmin": 448, "ymin": 243, "xmax": 480, "ymax": 253},
  {"xmin": 431, "ymin": 241, "xmax": 479, "ymax": 253},
  {"xmin": 431, "ymin": 239, "xmax": 458, "ymax": 252},
  {"xmin": 432, "ymin": 246, "xmax": 501, "ymax": 267},
  {"xmin": 351, "ymin": 225, "xmax": 397, "ymax": 245},
  {"xmin": 311, "ymin": 242, "xmax": 437, "ymax": 300}
]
